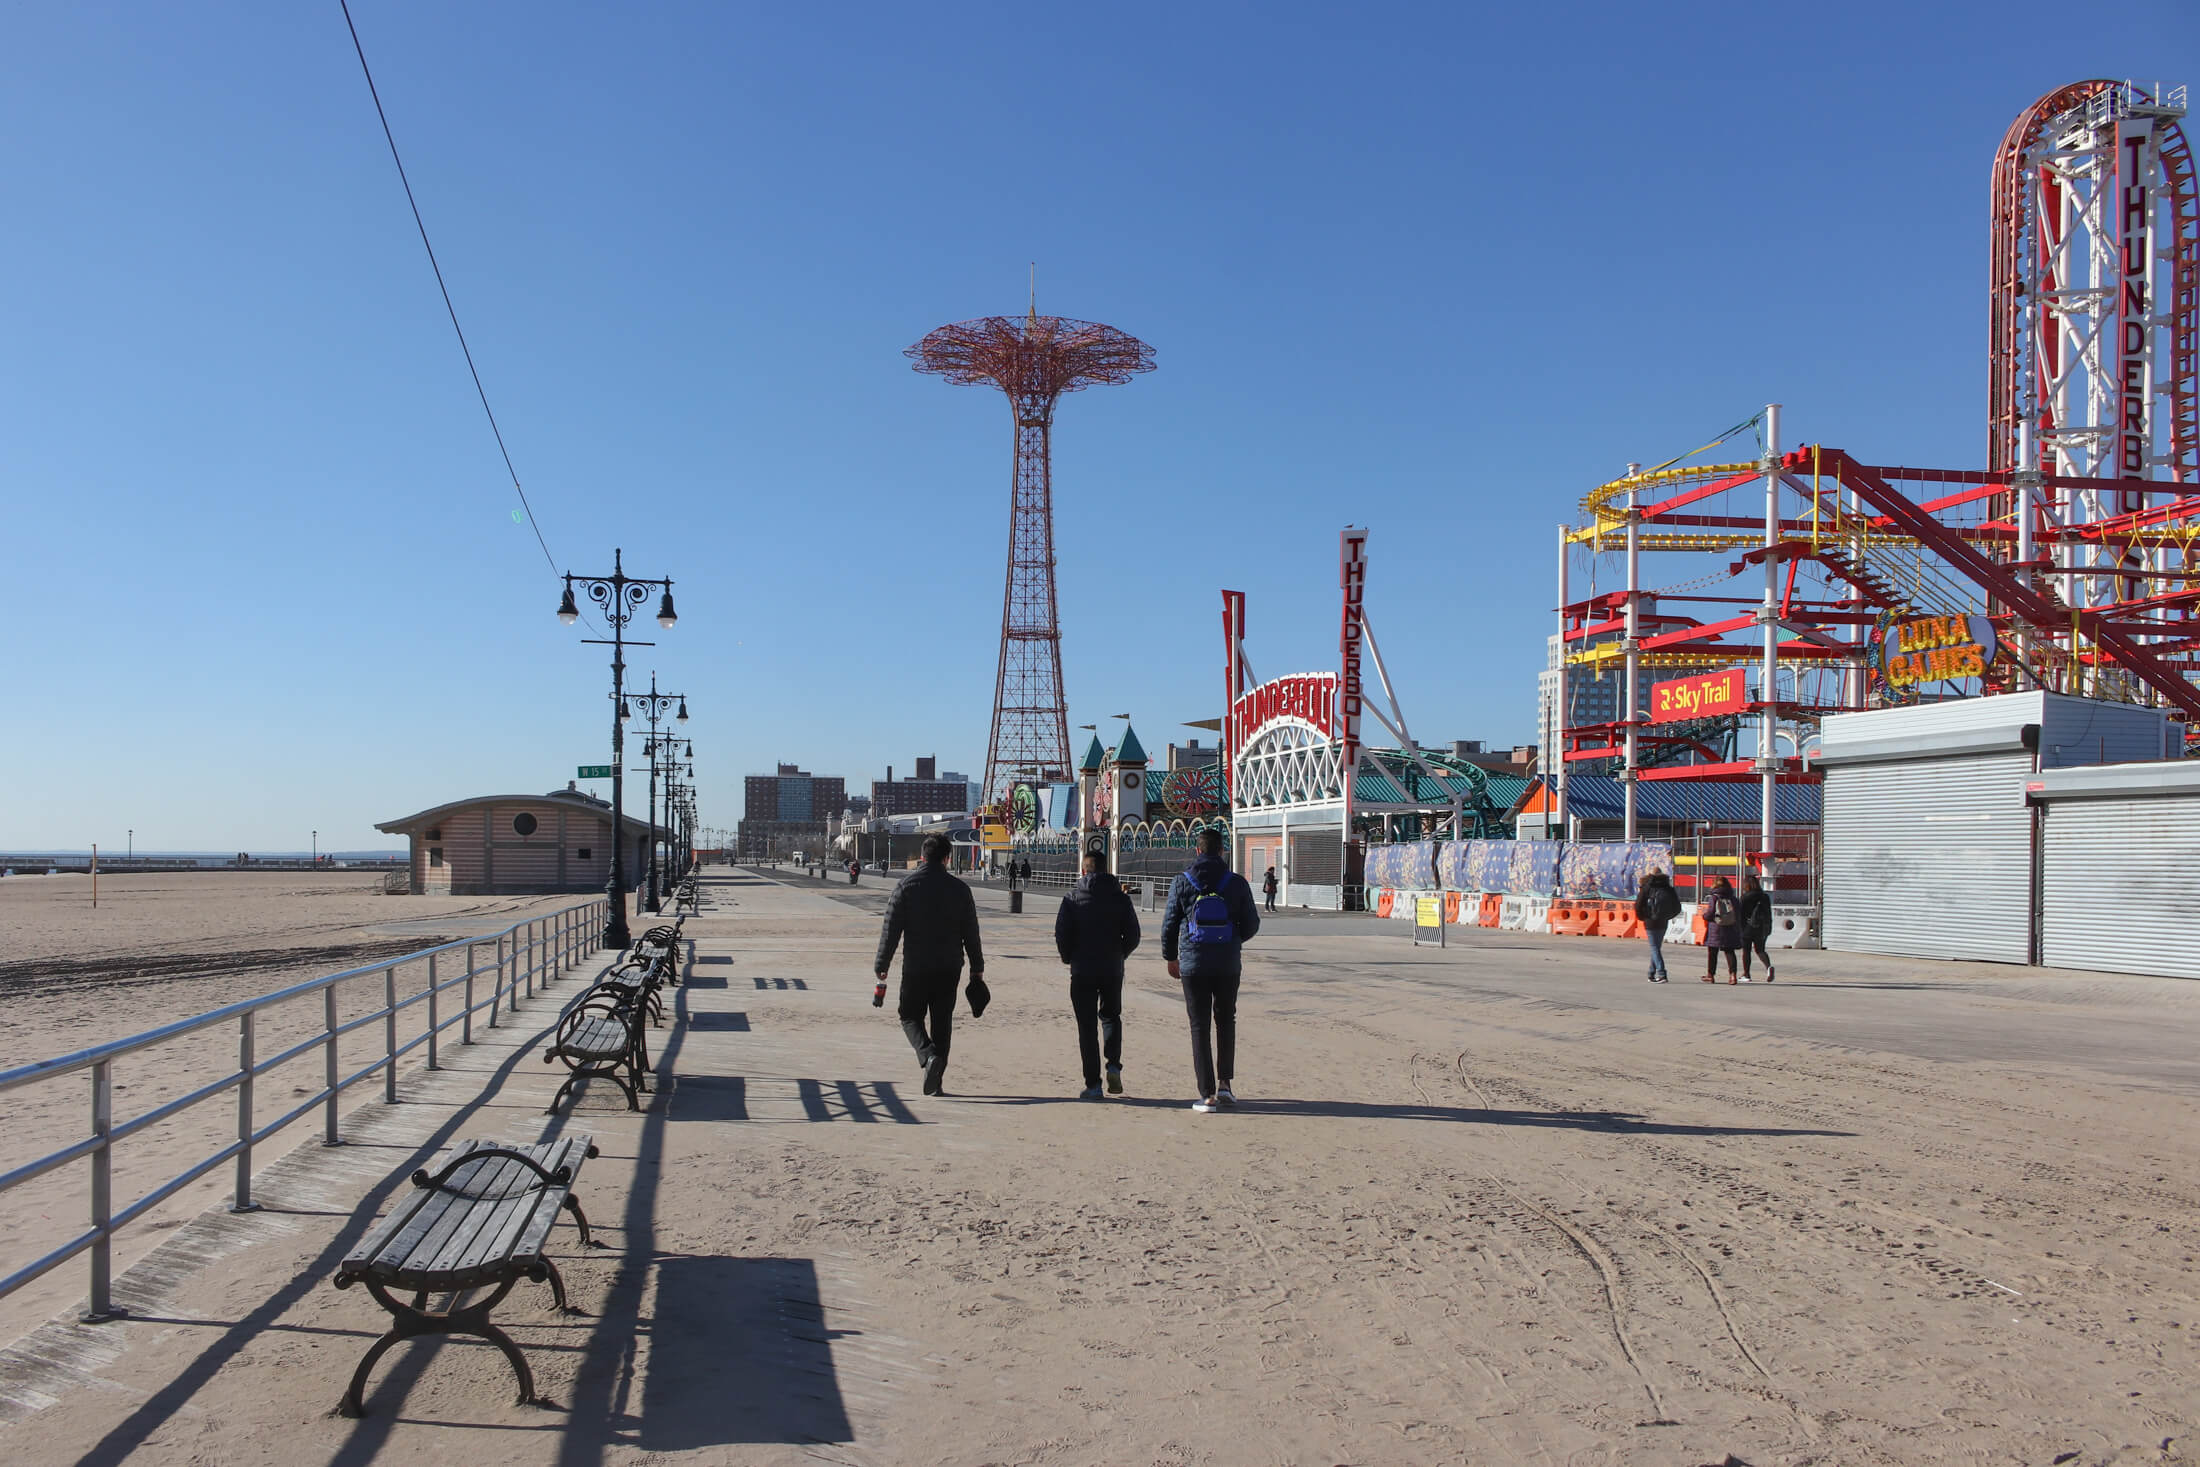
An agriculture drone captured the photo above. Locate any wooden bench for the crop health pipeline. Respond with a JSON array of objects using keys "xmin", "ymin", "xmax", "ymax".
[
  {"xmin": 542, "ymin": 990, "xmax": 650, "ymax": 1112},
  {"xmin": 333, "ymin": 1134, "xmax": 599, "ymax": 1416}
]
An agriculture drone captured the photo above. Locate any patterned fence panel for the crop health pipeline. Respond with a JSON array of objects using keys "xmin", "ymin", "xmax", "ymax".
[
  {"xmin": 1468, "ymin": 840, "xmax": 1512, "ymax": 892},
  {"xmin": 1507, "ymin": 841, "xmax": 1563, "ymax": 895}
]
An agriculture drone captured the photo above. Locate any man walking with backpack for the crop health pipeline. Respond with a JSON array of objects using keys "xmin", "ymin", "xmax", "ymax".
[
  {"xmin": 874, "ymin": 834, "xmax": 986, "ymax": 1096},
  {"xmin": 1054, "ymin": 849, "xmax": 1141, "ymax": 1099},
  {"xmin": 1160, "ymin": 829, "xmax": 1261, "ymax": 1113}
]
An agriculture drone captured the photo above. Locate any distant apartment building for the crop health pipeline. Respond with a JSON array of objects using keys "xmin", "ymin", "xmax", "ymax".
[
  {"xmin": 738, "ymin": 762, "xmax": 847, "ymax": 857},
  {"xmin": 870, "ymin": 755, "xmax": 976, "ymax": 818},
  {"xmin": 1166, "ymin": 738, "xmax": 1221, "ymax": 772},
  {"xmin": 1538, "ymin": 632, "xmax": 1639, "ymax": 754}
]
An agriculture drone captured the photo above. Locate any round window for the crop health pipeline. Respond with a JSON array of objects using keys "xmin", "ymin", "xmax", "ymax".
[{"xmin": 513, "ymin": 812, "xmax": 538, "ymax": 836}]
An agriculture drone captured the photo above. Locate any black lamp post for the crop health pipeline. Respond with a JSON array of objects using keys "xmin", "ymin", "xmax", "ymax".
[
  {"xmin": 644, "ymin": 733, "xmax": 695, "ymax": 907},
  {"xmin": 661, "ymin": 751, "xmax": 694, "ymax": 895},
  {"xmin": 558, "ymin": 548, "xmax": 677, "ymax": 949},
  {"xmin": 631, "ymin": 675, "xmax": 689, "ymax": 914}
]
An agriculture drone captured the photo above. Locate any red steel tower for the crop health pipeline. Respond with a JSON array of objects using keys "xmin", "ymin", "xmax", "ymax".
[{"xmin": 908, "ymin": 309, "xmax": 1155, "ymax": 806}]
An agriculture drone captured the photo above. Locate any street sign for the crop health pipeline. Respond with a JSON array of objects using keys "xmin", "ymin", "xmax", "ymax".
[{"xmin": 577, "ymin": 765, "xmax": 612, "ymax": 780}]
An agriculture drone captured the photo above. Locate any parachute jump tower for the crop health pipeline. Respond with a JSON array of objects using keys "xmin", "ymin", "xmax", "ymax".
[{"xmin": 908, "ymin": 306, "xmax": 1155, "ymax": 810}]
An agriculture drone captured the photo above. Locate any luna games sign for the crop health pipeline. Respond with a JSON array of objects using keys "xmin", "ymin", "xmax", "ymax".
[{"xmin": 1881, "ymin": 614, "xmax": 2000, "ymax": 687}]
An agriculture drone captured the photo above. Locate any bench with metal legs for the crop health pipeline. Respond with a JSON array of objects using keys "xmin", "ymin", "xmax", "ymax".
[{"xmin": 333, "ymin": 1135, "xmax": 599, "ymax": 1416}]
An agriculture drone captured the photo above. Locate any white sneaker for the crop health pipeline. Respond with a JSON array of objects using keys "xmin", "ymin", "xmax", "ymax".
[
  {"xmin": 1191, "ymin": 1096, "xmax": 1218, "ymax": 1113},
  {"xmin": 1215, "ymin": 1089, "xmax": 1237, "ymax": 1108}
]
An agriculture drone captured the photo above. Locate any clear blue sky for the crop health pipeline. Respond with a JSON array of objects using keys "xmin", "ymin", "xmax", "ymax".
[{"xmin": 2, "ymin": 1, "xmax": 2191, "ymax": 850}]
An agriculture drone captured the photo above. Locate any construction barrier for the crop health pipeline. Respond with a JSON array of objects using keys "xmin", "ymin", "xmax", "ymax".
[
  {"xmin": 1498, "ymin": 896, "xmax": 1550, "ymax": 933},
  {"xmin": 1376, "ymin": 890, "xmax": 1395, "ymax": 918},
  {"xmin": 1766, "ymin": 908, "xmax": 1814, "ymax": 948},
  {"xmin": 1546, "ymin": 900, "xmax": 1601, "ymax": 936},
  {"xmin": 1598, "ymin": 901, "xmax": 1645, "ymax": 940},
  {"xmin": 1403, "ymin": 890, "xmax": 1809, "ymax": 951}
]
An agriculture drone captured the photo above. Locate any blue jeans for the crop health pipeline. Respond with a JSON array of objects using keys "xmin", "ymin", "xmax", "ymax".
[{"xmin": 1645, "ymin": 923, "xmax": 1669, "ymax": 978}]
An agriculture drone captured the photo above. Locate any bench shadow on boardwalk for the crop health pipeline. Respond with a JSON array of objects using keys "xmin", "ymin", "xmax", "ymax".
[{"xmin": 542, "ymin": 954, "xmax": 859, "ymax": 1459}]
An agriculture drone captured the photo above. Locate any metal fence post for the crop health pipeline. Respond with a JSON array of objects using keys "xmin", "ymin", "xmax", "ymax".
[
  {"xmin": 427, "ymin": 953, "xmax": 440, "ymax": 1070},
  {"xmin": 323, "ymin": 986, "xmax": 341, "ymax": 1145},
  {"xmin": 526, "ymin": 919, "xmax": 537, "ymax": 998},
  {"xmin": 383, "ymin": 965, "xmax": 399, "ymax": 1104},
  {"xmin": 463, "ymin": 941, "xmax": 476, "ymax": 1044},
  {"xmin": 84, "ymin": 1059, "xmax": 117, "ymax": 1321},
  {"xmin": 490, "ymin": 934, "xmax": 503, "ymax": 1029},
  {"xmin": 233, "ymin": 1011, "xmax": 258, "ymax": 1212}
]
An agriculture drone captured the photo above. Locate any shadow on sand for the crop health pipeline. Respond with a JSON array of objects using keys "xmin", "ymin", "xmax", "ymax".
[
  {"xmin": 634, "ymin": 1255, "xmax": 854, "ymax": 1450},
  {"xmin": 961, "ymin": 1093, "xmax": 1851, "ymax": 1138}
]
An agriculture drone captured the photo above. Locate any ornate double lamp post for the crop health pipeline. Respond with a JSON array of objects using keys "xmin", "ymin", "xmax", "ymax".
[
  {"xmin": 558, "ymin": 549, "xmax": 677, "ymax": 949},
  {"xmin": 631, "ymin": 675, "xmax": 689, "ymax": 913}
]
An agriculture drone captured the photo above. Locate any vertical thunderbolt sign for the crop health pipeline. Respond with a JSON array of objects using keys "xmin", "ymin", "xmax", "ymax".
[
  {"xmin": 1337, "ymin": 528, "xmax": 1366, "ymax": 842},
  {"xmin": 2120, "ymin": 125, "xmax": 2153, "ymax": 480},
  {"xmin": 1221, "ymin": 589, "xmax": 1247, "ymax": 801}
]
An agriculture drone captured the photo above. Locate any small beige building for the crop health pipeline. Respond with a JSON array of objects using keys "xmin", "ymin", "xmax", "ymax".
[{"xmin": 376, "ymin": 789, "xmax": 656, "ymax": 896}]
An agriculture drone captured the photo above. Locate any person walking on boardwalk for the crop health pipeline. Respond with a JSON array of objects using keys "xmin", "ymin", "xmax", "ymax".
[
  {"xmin": 1738, "ymin": 871, "xmax": 1777, "ymax": 982},
  {"xmin": 1161, "ymin": 828, "xmax": 1262, "ymax": 1113},
  {"xmin": 1261, "ymin": 866, "xmax": 1279, "ymax": 913},
  {"xmin": 1701, "ymin": 875, "xmax": 1744, "ymax": 984},
  {"xmin": 1054, "ymin": 849, "xmax": 1142, "ymax": 1099},
  {"xmin": 1634, "ymin": 867, "xmax": 1680, "ymax": 983},
  {"xmin": 874, "ymin": 834, "xmax": 986, "ymax": 1096}
]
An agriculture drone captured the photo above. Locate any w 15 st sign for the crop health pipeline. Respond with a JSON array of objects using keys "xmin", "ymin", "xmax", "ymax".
[{"xmin": 1648, "ymin": 667, "xmax": 1747, "ymax": 723}]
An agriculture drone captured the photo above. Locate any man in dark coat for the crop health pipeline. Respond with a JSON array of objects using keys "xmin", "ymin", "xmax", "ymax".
[
  {"xmin": 1159, "ymin": 829, "xmax": 1262, "ymax": 1112},
  {"xmin": 1054, "ymin": 850, "xmax": 1142, "ymax": 1099},
  {"xmin": 873, "ymin": 834, "xmax": 985, "ymax": 1095}
]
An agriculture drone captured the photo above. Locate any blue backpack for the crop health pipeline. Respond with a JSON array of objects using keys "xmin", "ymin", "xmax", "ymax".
[{"xmin": 1186, "ymin": 875, "xmax": 1236, "ymax": 946}]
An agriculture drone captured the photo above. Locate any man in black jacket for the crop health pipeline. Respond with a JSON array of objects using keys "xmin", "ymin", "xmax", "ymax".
[
  {"xmin": 1159, "ymin": 829, "xmax": 1261, "ymax": 1112},
  {"xmin": 1054, "ymin": 850, "xmax": 1141, "ymax": 1099},
  {"xmin": 873, "ymin": 834, "xmax": 985, "ymax": 1095}
]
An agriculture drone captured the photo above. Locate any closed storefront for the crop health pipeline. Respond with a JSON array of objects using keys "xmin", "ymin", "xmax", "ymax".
[
  {"xmin": 2034, "ymin": 762, "xmax": 2200, "ymax": 980},
  {"xmin": 1819, "ymin": 693, "xmax": 2176, "ymax": 965},
  {"xmin": 1821, "ymin": 746, "xmax": 2038, "ymax": 962}
]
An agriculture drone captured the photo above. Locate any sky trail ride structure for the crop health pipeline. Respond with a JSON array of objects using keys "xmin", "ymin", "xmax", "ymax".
[
  {"xmin": 1550, "ymin": 80, "xmax": 2199, "ymax": 861},
  {"xmin": 907, "ymin": 306, "xmax": 1155, "ymax": 812}
]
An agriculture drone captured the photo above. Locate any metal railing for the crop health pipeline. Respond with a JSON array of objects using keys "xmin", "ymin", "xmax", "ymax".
[{"xmin": 0, "ymin": 898, "xmax": 608, "ymax": 1322}]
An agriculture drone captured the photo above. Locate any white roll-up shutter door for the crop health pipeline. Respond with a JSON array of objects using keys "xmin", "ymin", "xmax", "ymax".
[
  {"xmin": 2040, "ymin": 793, "xmax": 2200, "ymax": 979},
  {"xmin": 1822, "ymin": 752, "xmax": 2034, "ymax": 962}
]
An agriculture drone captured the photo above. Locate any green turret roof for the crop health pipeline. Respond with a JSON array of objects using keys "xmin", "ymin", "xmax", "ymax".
[
  {"xmin": 1110, "ymin": 724, "xmax": 1149, "ymax": 766},
  {"xmin": 1079, "ymin": 735, "xmax": 1107, "ymax": 773}
]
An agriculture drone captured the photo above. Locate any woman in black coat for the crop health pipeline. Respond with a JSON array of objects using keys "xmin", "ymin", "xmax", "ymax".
[
  {"xmin": 1737, "ymin": 872, "xmax": 1776, "ymax": 982},
  {"xmin": 1701, "ymin": 876, "xmax": 1744, "ymax": 983}
]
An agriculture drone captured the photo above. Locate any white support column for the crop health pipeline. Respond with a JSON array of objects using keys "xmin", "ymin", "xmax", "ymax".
[
  {"xmin": 2015, "ymin": 420, "xmax": 2037, "ymax": 674},
  {"xmin": 1759, "ymin": 404, "xmax": 1782, "ymax": 871},
  {"xmin": 1622, "ymin": 465, "xmax": 1642, "ymax": 842},
  {"xmin": 1554, "ymin": 524, "xmax": 1570, "ymax": 840}
]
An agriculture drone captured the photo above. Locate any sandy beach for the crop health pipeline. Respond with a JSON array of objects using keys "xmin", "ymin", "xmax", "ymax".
[
  {"xmin": 2, "ymin": 867, "xmax": 2198, "ymax": 1464},
  {"xmin": 0, "ymin": 871, "xmax": 596, "ymax": 1341}
]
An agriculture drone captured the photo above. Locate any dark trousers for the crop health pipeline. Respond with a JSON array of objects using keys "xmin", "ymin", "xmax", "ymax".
[
  {"xmin": 1743, "ymin": 933, "xmax": 1773, "ymax": 974},
  {"xmin": 898, "ymin": 969, "xmax": 958, "ymax": 1069},
  {"xmin": 1180, "ymin": 970, "xmax": 1241, "ymax": 1099},
  {"xmin": 1263, "ymin": 889, "xmax": 1277, "ymax": 911},
  {"xmin": 1069, "ymin": 972, "xmax": 1124, "ymax": 1086}
]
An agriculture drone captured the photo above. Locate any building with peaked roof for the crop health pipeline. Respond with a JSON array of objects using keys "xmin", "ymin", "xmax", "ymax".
[{"xmin": 376, "ymin": 788, "xmax": 656, "ymax": 896}]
